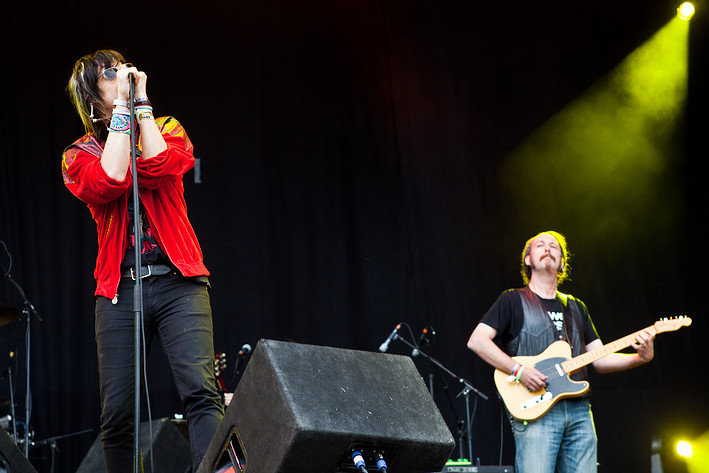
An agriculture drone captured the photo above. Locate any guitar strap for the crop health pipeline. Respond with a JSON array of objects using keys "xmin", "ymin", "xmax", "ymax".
[
  {"xmin": 559, "ymin": 292, "xmax": 593, "ymax": 383},
  {"xmin": 558, "ymin": 292, "xmax": 575, "ymax": 352}
]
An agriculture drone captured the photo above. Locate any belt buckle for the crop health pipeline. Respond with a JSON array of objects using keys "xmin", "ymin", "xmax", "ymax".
[{"xmin": 130, "ymin": 265, "xmax": 152, "ymax": 280}]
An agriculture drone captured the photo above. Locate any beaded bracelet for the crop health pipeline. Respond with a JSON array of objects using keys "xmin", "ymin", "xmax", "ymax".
[{"xmin": 108, "ymin": 110, "xmax": 131, "ymax": 134}]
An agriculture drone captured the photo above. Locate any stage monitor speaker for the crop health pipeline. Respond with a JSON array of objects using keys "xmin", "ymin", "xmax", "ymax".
[
  {"xmin": 197, "ymin": 339, "xmax": 455, "ymax": 473},
  {"xmin": 76, "ymin": 418, "xmax": 190, "ymax": 473},
  {"xmin": 0, "ymin": 429, "xmax": 37, "ymax": 473}
]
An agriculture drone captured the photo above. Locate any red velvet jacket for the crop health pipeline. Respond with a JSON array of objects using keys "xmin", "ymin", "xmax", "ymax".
[{"xmin": 61, "ymin": 117, "xmax": 209, "ymax": 298}]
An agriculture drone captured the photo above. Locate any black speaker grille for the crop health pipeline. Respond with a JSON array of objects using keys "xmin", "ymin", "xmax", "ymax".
[{"xmin": 198, "ymin": 339, "xmax": 454, "ymax": 473}]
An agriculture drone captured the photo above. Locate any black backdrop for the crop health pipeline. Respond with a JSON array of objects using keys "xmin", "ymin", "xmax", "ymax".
[{"xmin": 1, "ymin": 1, "xmax": 706, "ymax": 472}]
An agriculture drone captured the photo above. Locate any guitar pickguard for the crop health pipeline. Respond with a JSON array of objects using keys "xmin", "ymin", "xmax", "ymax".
[{"xmin": 516, "ymin": 356, "xmax": 589, "ymax": 413}]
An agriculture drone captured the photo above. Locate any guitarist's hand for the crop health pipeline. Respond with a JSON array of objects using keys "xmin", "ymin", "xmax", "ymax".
[
  {"xmin": 520, "ymin": 366, "xmax": 548, "ymax": 392},
  {"xmin": 632, "ymin": 330, "xmax": 655, "ymax": 363}
]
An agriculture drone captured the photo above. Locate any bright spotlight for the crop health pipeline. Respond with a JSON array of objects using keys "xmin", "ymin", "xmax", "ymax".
[
  {"xmin": 676, "ymin": 440, "xmax": 695, "ymax": 458},
  {"xmin": 677, "ymin": 2, "xmax": 695, "ymax": 20}
]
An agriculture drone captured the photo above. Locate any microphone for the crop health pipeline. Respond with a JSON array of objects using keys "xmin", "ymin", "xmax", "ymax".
[
  {"xmin": 379, "ymin": 323, "xmax": 402, "ymax": 353},
  {"xmin": 238, "ymin": 344, "xmax": 252, "ymax": 357},
  {"xmin": 411, "ymin": 326, "xmax": 435, "ymax": 357}
]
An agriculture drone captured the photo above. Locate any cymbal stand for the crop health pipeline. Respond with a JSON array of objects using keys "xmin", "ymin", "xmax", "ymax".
[
  {"xmin": 7, "ymin": 358, "xmax": 18, "ymax": 444},
  {"xmin": 20, "ymin": 302, "xmax": 40, "ymax": 457}
]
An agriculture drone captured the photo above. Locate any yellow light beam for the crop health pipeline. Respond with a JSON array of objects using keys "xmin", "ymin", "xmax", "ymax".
[{"xmin": 501, "ymin": 18, "xmax": 689, "ymax": 248}]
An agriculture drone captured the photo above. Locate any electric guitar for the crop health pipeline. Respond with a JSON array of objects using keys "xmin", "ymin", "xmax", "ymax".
[{"xmin": 494, "ymin": 316, "xmax": 692, "ymax": 422}]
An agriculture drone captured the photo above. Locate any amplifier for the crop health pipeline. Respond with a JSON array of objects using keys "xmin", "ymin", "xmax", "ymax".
[{"xmin": 439, "ymin": 467, "xmax": 513, "ymax": 473}]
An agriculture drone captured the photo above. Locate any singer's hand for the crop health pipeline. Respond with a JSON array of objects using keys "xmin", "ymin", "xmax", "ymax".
[{"xmin": 115, "ymin": 64, "xmax": 147, "ymax": 102}]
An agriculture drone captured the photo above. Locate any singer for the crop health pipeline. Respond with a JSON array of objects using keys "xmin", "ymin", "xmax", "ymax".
[{"xmin": 62, "ymin": 50, "xmax": 223, "ymax": 472}]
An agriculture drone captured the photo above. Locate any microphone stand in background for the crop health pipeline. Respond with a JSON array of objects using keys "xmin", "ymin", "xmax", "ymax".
[
  {"xmin": 227, "ymin": 344, "xmax": 252, "ymax": 391},
  {"xmin": 387, "ymin": 333, "xmax": 488, "ymax": 464},
  {"xmin": 31, "ymin": 428, "xmax": 94, "ymax": 473},
  {"xmin": 1, "ymin": 240, "xmax": 43, "ymax": 458}
]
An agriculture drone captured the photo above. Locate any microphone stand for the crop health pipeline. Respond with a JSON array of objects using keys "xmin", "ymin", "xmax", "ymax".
[
  {"xmin": 2, "ymin": 250, "xmax": 42, "ymax": 458},
  {"xmin": 128, "ymin": 75, "xmax": 144, "ymax": 473},
  {"xmin": 227, "ymin": 349, "xmax": 249, "ymax": 392},
  {"xmin": 30, "ymin": 428, "xmax": 94, "ymax": 473},
  {"xmin": 389, "ymin": 334, "xmax": 488, "ymax": 463}
]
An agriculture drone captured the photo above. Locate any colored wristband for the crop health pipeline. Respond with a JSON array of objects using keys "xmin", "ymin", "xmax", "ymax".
[
  {"xmin": 108, "ymin": 110, "xmax": 131, "ymax": 134},
  {"xmin": 507, "ymin": 363, "xmax": 521, "ymax": 383},
  {"xmin": 136, "ymin": 105, "xmax": 154, "ymax": 124}
]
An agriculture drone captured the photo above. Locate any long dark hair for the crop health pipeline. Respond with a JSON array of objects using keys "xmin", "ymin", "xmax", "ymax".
[{"xmin": 67, "ymin": 49, "xmax": 125, "ymax": 137}]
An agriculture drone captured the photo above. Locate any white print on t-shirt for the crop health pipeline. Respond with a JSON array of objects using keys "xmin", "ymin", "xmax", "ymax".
[{"xmin": 548, "ymin": 311, "xmax": 564, "ymax": 332}]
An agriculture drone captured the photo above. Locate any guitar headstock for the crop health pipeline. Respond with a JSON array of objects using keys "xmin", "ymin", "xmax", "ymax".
[
  {"xmin": 214, "ymin": 352, "xmax": 227, "ymax": 376},
  {"xmin": 214, "ymin": 352, "xmax": 227, "ymax": 389},
  {"xmin": 654, "ymin": 316, "xmax": 692, "ymax": 333}
]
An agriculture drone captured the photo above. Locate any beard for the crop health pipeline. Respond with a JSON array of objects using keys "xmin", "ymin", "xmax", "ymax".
[{"xmin": 531, "ymin": 255, "xmax": 560, "ymax": 274}]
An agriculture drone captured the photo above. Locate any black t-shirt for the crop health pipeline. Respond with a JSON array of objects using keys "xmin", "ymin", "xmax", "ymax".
[
  {"xmin": 121, "ymin": 196, "xmax": 171, "ymax": 269},
  {"xmin": 480, "ymin": 288, "xmax": 599, "ymax": 354}
]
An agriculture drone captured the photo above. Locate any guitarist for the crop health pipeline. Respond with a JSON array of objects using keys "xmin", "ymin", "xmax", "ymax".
[{"xmin": 467, "ymin": 231, "xmax": 655, "ymax": 473}]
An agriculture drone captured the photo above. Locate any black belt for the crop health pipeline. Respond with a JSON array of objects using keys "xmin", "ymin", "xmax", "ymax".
[{"xmin": 122, "ymin": 264, "xmax": 173, "ymax": 280}]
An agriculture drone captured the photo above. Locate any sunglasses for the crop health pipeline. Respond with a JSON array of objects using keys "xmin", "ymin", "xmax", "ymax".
[{"xmin": 99, "ymin": 63, "xmax": 134, "ymax": 81}]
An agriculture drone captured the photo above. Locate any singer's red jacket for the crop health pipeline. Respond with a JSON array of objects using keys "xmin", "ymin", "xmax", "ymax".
[{"xmin": 61, "ymin": 117, "xmax": 209, "ymax": 299}]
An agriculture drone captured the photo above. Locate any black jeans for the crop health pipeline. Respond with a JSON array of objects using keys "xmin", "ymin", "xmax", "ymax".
[{"xmin": 95, "ymin": 271, "xmax": 224, "ymax": 472}]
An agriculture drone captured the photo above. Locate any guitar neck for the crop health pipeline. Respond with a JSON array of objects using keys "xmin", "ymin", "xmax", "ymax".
[{"xmin": 561, "ymin": 325, "xmax": 656, "ymax": 373}]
